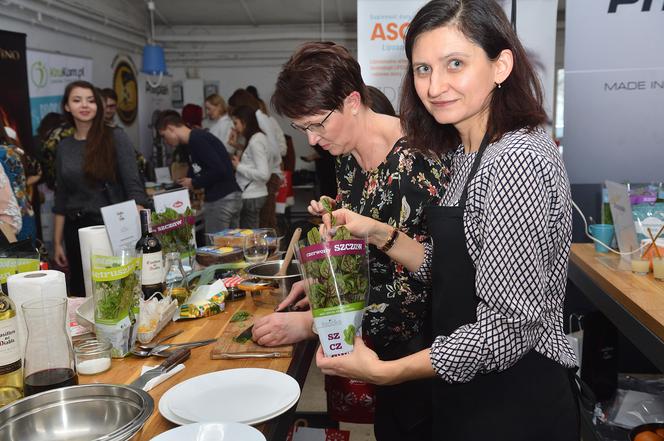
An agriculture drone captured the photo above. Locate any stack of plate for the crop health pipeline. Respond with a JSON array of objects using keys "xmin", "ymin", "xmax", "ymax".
[
  {"xmin": 151, "ymin": 422, "xmax": 266, "ymax": 441},
  {"xmin": 159, "ymin": 368, "xmax": 300, "ymax": 426}
]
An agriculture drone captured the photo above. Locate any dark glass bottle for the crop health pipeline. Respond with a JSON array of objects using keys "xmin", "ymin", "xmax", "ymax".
[{"xmin": 136, "ymin": 209, "xmax": 165, "ymax": 300}]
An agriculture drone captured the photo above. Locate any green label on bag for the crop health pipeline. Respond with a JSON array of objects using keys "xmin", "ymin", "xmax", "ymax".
[
  {"xmin": 312, "ymin": 301, "xmax": 365, "ymax": 318},
  {"xmin": 0, "ymin": 258, "xmax": 40, "ymax": 283},
  {"xmin": 92, "ymin": 257, "xmax": 139, "ymax": 282}
]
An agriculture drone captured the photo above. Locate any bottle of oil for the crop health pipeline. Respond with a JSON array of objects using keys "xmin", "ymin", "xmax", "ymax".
[{"xmin": 0, "ymin": 287, "xmax": 23, "ymax": 406}]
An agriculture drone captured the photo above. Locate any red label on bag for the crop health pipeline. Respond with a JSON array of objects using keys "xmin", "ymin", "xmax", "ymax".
[
  {"xmin": 299, "ymin": 239, "xmax": 365, "ymax": 263},
  {"xmin": 153, "ymin": 216, "xmax": 196, "ymax": 234}
]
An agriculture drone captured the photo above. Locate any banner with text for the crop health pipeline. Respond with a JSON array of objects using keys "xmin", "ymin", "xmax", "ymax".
[
  {"xmin": 26, "ymin": 50, "xmax": 92, "ymax": 134},
  {"xmin": 137, "ymin": 73, "xmax": 172, "ymax": 162},
  {"xmin": 0, "ymin": 31, "xmax": 33, "ymax": 151},
  {"xmin": 563, "ymin": 2, "xmax": 664, "ymax": 184},
  {"xmin": 358, "ymin": 0, "xmax": 558, "ymax": 121}
]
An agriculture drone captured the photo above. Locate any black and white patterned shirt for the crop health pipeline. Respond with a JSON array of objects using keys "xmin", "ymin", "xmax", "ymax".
[{"xmin": 414, "ymin": 127, "xmax": 577, "ymax": 384}]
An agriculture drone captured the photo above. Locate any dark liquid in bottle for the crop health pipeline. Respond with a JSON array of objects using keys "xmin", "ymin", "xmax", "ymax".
[{"xmin": 24, "ymin": 368, "xmax": 78, "ymax": 396}]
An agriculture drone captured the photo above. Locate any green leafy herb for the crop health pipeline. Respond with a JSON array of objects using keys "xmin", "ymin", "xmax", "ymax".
[
  {"xmin": 343, "ymin": 324, "xmax": 356, "ymax": 345},
  {"xmin": 230, "ymin": 310, "xmax": 251, "ymax": 322},
  {"xmin": 321, "ymin": 198, "xmax": 336, "ymax": 226},
  {"xmin": 151, "ymin": 207, "xmax": 195, "ymax": 255},
  {"xmin": 301, "ymin": 226, "xmax": 368, "ymax": 310},
  {"xmin": 233, "ymin": 332, "xmax": 251, "ymax": 344}
]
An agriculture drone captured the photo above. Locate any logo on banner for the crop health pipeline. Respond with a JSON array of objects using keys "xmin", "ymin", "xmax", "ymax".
[
  {"xmin": 112, "ymin": 60, "xmax": 138, "ymax": 125},
  {"xmin": 0, "ymin": 48, "xmax": 21, "ymax": 60},
  {"xmin": 30, "ymin": 61, "xmax": 48, "ymax": 88}
]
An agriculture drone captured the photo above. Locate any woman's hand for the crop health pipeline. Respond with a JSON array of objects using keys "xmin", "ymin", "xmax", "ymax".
[
  {"xmin": 276, "ymin": 280, "xmax": 310, "ymax": 311},
  {"xmin": 316, "ymin": 336, "xmax": 389, "ymax": 385},
  {"xmin": 252, "ymin": 311, "xmax": 315, "ymax": 346},
  {"xmin": 54, "ymin": 243, "xmax": 68, "ymax": 267},
  {"xmin": 321, "ymin": 208, "xmax": 388, "ymax": 245},
  {"xmin": 307, "ymin": 196, "xmax": 336, "ymax": 217},
  {"xmin": 230, "ymin": 155, "xmax": 240, "ymax": 169}
]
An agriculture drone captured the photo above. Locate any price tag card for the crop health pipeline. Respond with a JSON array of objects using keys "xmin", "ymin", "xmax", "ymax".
[
  {"xmin": 154, "ymin": 167, "xmax": 172, "ymax": 184},
  {"xmin": 100, "ymin": 200, "xmax": 140, "ymax": 255},
  {"xmin": 153, "ymin": 188, "xmax": 191, "ymax": 214}
]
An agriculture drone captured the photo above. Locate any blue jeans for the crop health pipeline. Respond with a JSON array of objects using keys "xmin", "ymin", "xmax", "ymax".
[{"xmin": 204, "ymin": 191, "xmax": 242, "ymax": 233}]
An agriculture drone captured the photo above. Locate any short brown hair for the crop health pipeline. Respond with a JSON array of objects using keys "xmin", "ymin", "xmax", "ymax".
[
  {"xmin": 228, "ymin": 89, "xmax": 260, "ymax": 113},
  {"xmin": 271, "ymin": 42, "xmax": 370, "ymax": 119},
  {"xmin": 156, "ymin": 110, "xmax": 185, "ymax": 131},
  {"xmin": 401, "ymin": 0, "xmax": 547, "ymax": 153}
]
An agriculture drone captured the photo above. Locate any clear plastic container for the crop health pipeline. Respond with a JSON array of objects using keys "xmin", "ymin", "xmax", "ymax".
[{"xmin": 74, "ymin": 339, "xmax": 112, "ymax": 375}]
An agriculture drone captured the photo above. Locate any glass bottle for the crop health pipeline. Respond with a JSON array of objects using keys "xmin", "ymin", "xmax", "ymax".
[
  {"xmin": 0, "ymin": 287, "xmax": 23, "ymax": 406},
  {"xmin": 136, "ymin": 209, "xmax": 165, "ymax": 300},
  {"xmin": 22, "ymin": 297, "xmax": 77, "ymax": 396},
  {"xmin": 163, "ymin": 252, "xmax": 190, "ymax": 305}
]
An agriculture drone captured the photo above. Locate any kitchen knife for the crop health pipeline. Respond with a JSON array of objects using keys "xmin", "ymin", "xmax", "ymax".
[
  {"xmin": 130, "ymin": 348, "xmax": 190, "ymax": 389},
  {"xmin": 218, "ymin": 352, "xmax": 282, "ymax": 359},
  {"xmin": 233, "ymin": 309, "xmax": 288, "ymax": 342}
]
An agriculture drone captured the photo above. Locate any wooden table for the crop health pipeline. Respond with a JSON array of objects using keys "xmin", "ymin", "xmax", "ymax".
[
  {"xmin": 569, "ymin": 243, "xmax": 664, "ymax": 371},
  {"xmin": 79, "ymin": 296, "xmax": 317, "ymax": 440},
  {"xmin": 569, "ymin": 244, "xmax": 664, "ymax": 441}
]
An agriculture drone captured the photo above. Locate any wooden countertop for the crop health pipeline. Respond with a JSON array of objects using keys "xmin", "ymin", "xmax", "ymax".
[
  {"xmin": 78, "ymin": 296, "xmax": 315, "ymax": 440},
  {"xmin": 570, "ymin": 243, "xmax": 664, "ymax": 341}
]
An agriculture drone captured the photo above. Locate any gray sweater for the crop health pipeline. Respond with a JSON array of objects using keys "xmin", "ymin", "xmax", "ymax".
[{"xmin": 53, "ymin": 128, "xmax": 148, "ymax": 216}]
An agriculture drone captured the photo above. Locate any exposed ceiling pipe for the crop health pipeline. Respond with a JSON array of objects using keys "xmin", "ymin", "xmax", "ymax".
[
  {"xmin": 154, "ymin": 30, "xmax": 355, "ymax": 43},
  {"xmin": 239, "ymin": 0, "xmax": 257, "ymax": 26},
  {"xmin": 7, "ymin": 0, "xmax": 144, "ymax": 48},
  {"xmin": 0, "ymin": 8, "xmax": 139, "ymax": 53},
  {"xmin": 42, "ymin": 0, "xmax": 145, "ymax": 38},
  {"xmin": 320, "ymin": 0, "xmax": 325, "ymax": 41}
]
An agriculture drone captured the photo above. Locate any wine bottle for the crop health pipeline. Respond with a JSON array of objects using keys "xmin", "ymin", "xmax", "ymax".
[
  {"xmin": 0, "ymin": 289, "xmax": 23, "ymax": 406},
  {"xmin": 136, "ymin": 209, "xmax": 165, "ymax": 300}
]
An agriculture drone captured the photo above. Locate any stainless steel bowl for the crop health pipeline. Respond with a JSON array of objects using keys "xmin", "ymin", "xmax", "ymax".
[
  {"xmin": 0, "ymin": 384, "xmax": 154, "ymax": 441},
  {"xmin": 245, "ymin": 259, "xmax": 302, "ymax": 307}
]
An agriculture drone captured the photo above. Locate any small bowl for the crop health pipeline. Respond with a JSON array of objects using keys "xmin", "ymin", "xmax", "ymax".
[
  {"xmin": 0, "ymin": 384, "xmax": 153, "ymax": 441},
  {"xmin": 244, "ymin": 260, "xmax": 301, "ymax": 307},
  {"xmin": 628, "ymin": 422, "xmax": 664, "ymax": 440}
]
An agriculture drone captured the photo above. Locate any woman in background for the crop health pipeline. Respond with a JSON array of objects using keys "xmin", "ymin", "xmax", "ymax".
[
  {"xmin": 204, "ymin": 94, "xmax": 234, "ymax": 155},
  {"xmin": 53, "ymin": 81, "xmax": 148, "ymax": 296},
  {"xmin": 229, "ymin": 105, "xmax": 271, "ymax": 228}
]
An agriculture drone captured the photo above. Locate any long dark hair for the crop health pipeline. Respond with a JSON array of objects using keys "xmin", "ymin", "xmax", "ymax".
[
  {"xmin": 230, "ymin": 105, "xmax": 263, "ymax": 144},
  {"xmin": 61, "ymin": 81, "xmax": 116, "ymax": 182},
  {"xmin": 401, "ymin": 0, "xmax": 547, "ymax": 153}
]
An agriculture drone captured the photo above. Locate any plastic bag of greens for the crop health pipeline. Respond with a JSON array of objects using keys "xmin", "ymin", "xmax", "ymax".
[
  {"xmin": 296, "ymin": 227, "xmax": 369, "ymax": 357},
  {"xmin": 91, "ymin": 249, "xmax": 141, "ymax": 357}
]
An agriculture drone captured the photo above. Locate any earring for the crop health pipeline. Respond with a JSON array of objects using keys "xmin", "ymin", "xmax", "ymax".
[{"xmin": 496, "ymin": 82, "xmax": 502, "ymax": 89}]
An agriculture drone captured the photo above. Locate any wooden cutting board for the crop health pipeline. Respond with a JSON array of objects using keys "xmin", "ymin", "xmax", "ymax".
[{"xmin": 210, "ymin": 302, "xmax": 293, "ymax": 358}]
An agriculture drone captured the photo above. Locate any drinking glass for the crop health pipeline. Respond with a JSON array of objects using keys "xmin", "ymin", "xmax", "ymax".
[{"xmin": 243, "ymin": 233, "xmax": 269, "ymax": 264}]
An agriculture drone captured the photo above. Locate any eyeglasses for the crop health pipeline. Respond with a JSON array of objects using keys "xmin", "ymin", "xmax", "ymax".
[{"xmin": 290, "ymin": 109, "xmax": 335, "ymax": 135}]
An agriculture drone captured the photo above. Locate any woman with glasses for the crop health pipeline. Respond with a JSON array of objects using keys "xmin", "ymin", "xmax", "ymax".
[{"xmin": 261, "ymin": 41, "xmax": 450, "ymax": 441}]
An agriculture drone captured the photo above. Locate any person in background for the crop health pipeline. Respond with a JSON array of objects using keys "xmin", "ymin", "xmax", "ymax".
[
  {"xmin": 100, "ymin": 88, "xmax": 123, "ymax": 128},
  {"xmin": 0, "ymin": 126, "xmax": 37, "ymax": 242},
  {"xmin": 204, "ymin": 94, "xmax": 234, "ymax": 155},
  {"xmin": 100, "ymin": 88, "xmax": 149, "ymax": 183},
  {"xmin": 53, "ymin": 81, "xmax": 148, "ymax": 296},
  {"xmin": 157, "ymin": 110, "xmax": 242, "ymax": 232},
  {"xmin": 181, "ymin": 103, "xmax": 203, "ymax": 129},
  {"xmin": 0, "ymin": 163, "xmax": 21, "ymax": 237},
  {"xmin": 229, "ymin": 106, "xmax": 270, "ymax": 228},
  {"xmin": 315, "ymin": 1, "xmax": 579, "ymax": 440},
  {"xmin": 300, "ymin": 144, "xmax": 337, "ymax": 200},
  {"xmin": 228, "ymin": 89, "xmax": 284, "ymax": 230},
  {"xmin": 37, "ymin": 113, "xmax": 74, "ymax": 191},
  {"xmin": 260, "ymin": 41, "xmax": 450, "ymax": 441}
]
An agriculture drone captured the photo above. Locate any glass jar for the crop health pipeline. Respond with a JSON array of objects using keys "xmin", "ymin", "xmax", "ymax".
[
  {"xmin": 74, "ymin": 339, "xmax": 112, "ymax": 375},
  {"xmin": 164, "ymin": 252, "xmax": 190, "ymax": 305},
  {"xmin": 22, "ymin": 297, "xmax": 77, "ymax": 396}
]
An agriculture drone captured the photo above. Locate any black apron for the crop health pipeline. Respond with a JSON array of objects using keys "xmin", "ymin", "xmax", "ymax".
[{"xmin": 426, "ymin": 134, "xmax": 579, "ymax": 441}]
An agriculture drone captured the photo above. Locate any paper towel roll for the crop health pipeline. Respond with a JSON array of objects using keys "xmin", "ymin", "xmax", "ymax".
[
  {"xmin": 7, "ymin": 270, "xmax": 68, "ymax": 357},
  {"xmin": 79, "ymin": 225, "xmax": 113, "ymax": 298}
]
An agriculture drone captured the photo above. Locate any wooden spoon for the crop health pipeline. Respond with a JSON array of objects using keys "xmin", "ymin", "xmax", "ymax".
[{"xmin": 277, "ymin": 227, "xmax": 301, "ymax": 276}]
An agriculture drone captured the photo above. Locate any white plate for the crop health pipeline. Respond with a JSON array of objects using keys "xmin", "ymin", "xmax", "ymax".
[
  {"xmin": 150, "ymin": 422, "xmax": 266, "ymax": 441},
  {"xmin": 165, "ymin": 368, "xmax": 300, "ymax": 425},
  {"xmin": 159, "ymin": 384, "xmax": 300, "ymax": 427}
]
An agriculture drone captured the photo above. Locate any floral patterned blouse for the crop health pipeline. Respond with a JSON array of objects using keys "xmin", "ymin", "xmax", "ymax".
[
  {"xmin": 0, "ymin": 165, "xmax": 22, "ymax": 234},
  {"xmin": 0, "ymin": 144, "xmax": 33, "ymax": 217},
  {"xmin": 335, "ymin": 137, "xmax": 451, "ymax": 350}
]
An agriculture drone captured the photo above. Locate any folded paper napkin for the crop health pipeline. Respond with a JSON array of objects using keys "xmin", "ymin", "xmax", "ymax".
[{"xmin": 139, "ymin": 363, "xmax": 185, "ymax": 391}]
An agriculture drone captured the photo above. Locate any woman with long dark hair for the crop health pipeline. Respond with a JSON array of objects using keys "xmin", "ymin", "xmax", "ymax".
[
  {"xmin": 316, "ymin": 1, "xmax": 579, "ymax": 440},
  {"xmin": 53, "ymin": 81, "xmax": 147, "ymax": 296},
  {"xmin": 229, "ymin": 105, "xmax": 271, "ymax": 228}
]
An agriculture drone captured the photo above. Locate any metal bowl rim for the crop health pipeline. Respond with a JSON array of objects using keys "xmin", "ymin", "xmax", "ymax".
[
  {"xmin": 0, "ymin": 383, "xmax": 154, "ymax": 441},
  {"xmin": 245, "ymin": 259, "xmax": 302, "ymax": 280}
]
